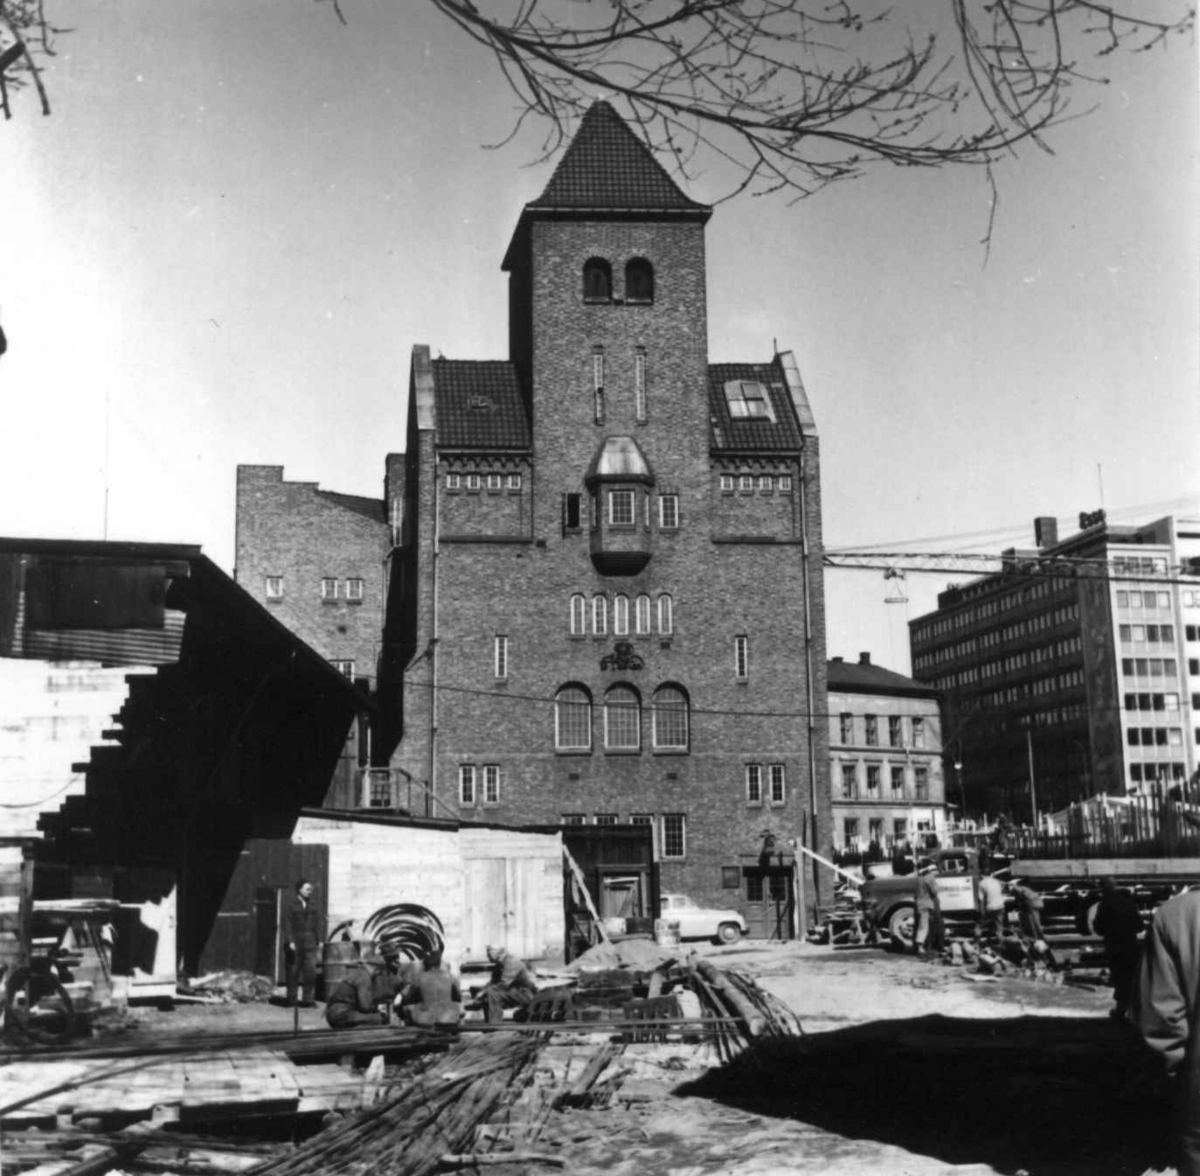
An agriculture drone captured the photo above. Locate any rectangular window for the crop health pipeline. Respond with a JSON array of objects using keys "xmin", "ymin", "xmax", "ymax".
[
  {"xmin": 609, "ymin": 490, "xmax": 635, "ymax": 526},
  {"xmin": 890, "ymin": 766, "xmax": 905, "ymax": 797},
  {"xmin": 866, "ymin": 765, "xmax": 880, "ymax": 798},
  {"xmin": 346, "ymin": 577, "xmax": 364, "ymax": 602},
  {"xmin": 746, "ymin": 763, "xmax": 763, "ymax": 804},
  {"xmin": 735, "ymin": 635, "xmax": 749, "ymax": 680},
  {"xmin": 769, "ymin": 764, "xmax": 786, "ymax": 805},
  {"xmin": 561, "ymin": 813, "xmax": 586, "ymax": 826},
  {"xmin": 911, "ymin": 717, "xmax": 925, "ymax": 748},
  {"xmin": 869, "ymin": 818, "xmax": 884, "ymax": 845},
  {"xmin": 720, "ymin": 474, "xmax": 735, "ymax": 493},
  {"xmin": 320, "ymin": 577, "xmax": 338, "ymax": 600},
  {"xmin": 486, "ymin": 473, "xmax": 502, "ymax": 492},
  {"xmin": 864, "ymin": 714, "xmax": 878, "ymax": 746},
  {"xmin": 594, "ymin": 813, "xmax": 618, "ymax": 826},
  {"xmin": 888, "ymin": 716, "xmax": 903, "ymax": 747},
  {"xmin": 757, "ymin": 475, "xmax": 773, "ymax": 492},
  {"xmin": 265, "ymin": 576, "xmax": 283, "ymax": 600},
  {"xmin": 914, "ymin": 767, "xmax": 930, "ymax": 801},
  {"xmin": 563, "ymin": 492, "xmax": 582, "ymax": 532},
  {"xmin": 662, "ymin": 814, "xmax": 686, "ymax": 859},
  {"xmin": 659, "ymin": 494, "xmax": 679, "ymax": 529},
  {"xmin": 722, "ymin": 866, "xmax": 741, "ymax": 890},
  {"xmin": 459, "ymin": 765, "xmax": 476, "ymax": 806},
  {"xmin": 843, "ymin": 818, "xmax": 859, "ymax": 846},
  {"xmin": 894, "ymin": 818, "xmax": 908, "ymax": 842},
  {"xmin": 446, "ymin": 472, "xmax": 461, "ymax": 490},
  {"xmin": 739, "ymin": 475, "xmax": 754, "ymax": 493},
  {"xmin": 466, "ymin": 473, "xmax": 481, "ymax": 492},
  {"xmin": 482, "ymin": 764, "xmax": 500, "ymax": 805},
  {"xmin": 839, "ymin": 713, "xmax": 854, "ymax": 743},
  {"xmin": 778, "ymin": 474, "xmax": 793, "ymax": 492},
  {"xmin": 634, "ymin": 350, "xmax": 647, "ymax": 422},
  {"xmin": 332, "ymin": 660, "xmax": 355, "ymax": 678},
  {"xmin": 494, "ymin": 635, "xmax": 508, "ymax": 680},
  {"xmin": 841, "ymin": 764, "xmax": 858, "ymax": 799},
  {"xmin": 630, "ymin": 813, "xmax": 653, "ymax": 826},
  {"xmin": 507, "ymin": 473, "xmax": 522, "ymax": 491}
]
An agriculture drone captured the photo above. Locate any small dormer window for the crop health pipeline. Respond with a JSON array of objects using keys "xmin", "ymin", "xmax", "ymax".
[
  {"xmin": 723, "ymin": 379, "xmax": 775, "ymax": 421},
  {"xmin": 583, "ymin": 258, "xmax": 612, "ymax": 303},
  {"xmin": 625, "ymin": 258, "xmax": 654, "ymax": 304}
]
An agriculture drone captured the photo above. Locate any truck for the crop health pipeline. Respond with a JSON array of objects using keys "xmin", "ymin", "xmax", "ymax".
[{"xmin": 858, "ymin": 848, "xmax": 990, "ymax": 946}]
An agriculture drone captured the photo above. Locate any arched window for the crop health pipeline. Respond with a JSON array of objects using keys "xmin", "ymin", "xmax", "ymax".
[
  {"xmin": 604, "ymin": 685, "xmax": 641, "ymax": 750},
  {"xmin": 569, "ymin": 594, "xmax": 586, "ymax": 635},
  {"xmin": 625, "ymin": 258, "xmax": 654, "ymax": 304},
  {"xmin": 653, "ymin": 685, "xmax": 689, "ymax": 750},
  {"xmin": 556, "ymin": 685, "xmax": 593, "ymax": 751},
  {"xmin": 583, "ymin": 258, "xmax": 612, "ymax": 303},
  {"xmin": 613, "ymin": 594, "xmax": 630, "ymax": 636},
  {"xmin": 592, "ymin": 593, "xmax": 608, "ymax": 635},
  {"xmin": 635, "ymin": 594, "xmax": 652, "ymax": 635},
  {"xmin": 657, "ymin": 593, "xmax": 674, "ymax": 635}
]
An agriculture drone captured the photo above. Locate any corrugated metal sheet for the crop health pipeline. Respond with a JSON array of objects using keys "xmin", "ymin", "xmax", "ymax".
[{"xmin": 22, "ymin": 610, "xmax": 186, "ymax": 666}]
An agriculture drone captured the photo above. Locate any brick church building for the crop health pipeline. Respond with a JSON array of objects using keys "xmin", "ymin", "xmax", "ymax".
[{"xmin": 237, "ymin": 102, "xmax": 830, "ymax": 933}]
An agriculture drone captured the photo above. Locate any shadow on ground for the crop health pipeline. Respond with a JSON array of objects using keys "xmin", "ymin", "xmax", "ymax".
[{"xmin": 677, "ymin": 1013, "xmax": 1176, "ymax": 1176}]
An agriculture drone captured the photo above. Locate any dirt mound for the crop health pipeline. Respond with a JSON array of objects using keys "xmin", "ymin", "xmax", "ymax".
[{"xmin": 567, "ymin": 937, "xmax": 680, "ymax": 972}]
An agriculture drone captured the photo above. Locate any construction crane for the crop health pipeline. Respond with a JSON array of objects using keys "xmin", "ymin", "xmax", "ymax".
[{"xmin": 823, "ymin": 550, "xmax": 1200, "ymax": 585}]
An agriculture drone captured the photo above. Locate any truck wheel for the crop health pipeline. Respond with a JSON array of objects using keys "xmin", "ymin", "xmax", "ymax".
[
  {"xmin": 887, "ymin": 905, "xmax": 916, "ymax": 951},
  {"xmin": 715, "ymin": 922, "xmax": 742, "ymax": 945}
]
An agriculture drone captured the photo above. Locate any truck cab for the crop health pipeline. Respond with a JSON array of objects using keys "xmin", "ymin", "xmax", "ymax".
[{"xmin": 860, "ymin": 848, "xmax": 987, "ymax": 947}]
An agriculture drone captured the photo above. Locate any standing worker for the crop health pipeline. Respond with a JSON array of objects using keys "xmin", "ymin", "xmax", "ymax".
[
  {"xmin": 283, "ymin": 879, "xmax": 321, "ymax": 1008},
  {"xmin": 1094, "ymin": 876, "xmax": 1143, "ymax": 1021},
  {"xmin": 977, "ymin": 871, "xmax": 1006, "ymax": 942},
  {"xmin": 913, "ymin": 863, "xmax": 942, "ymax": 957},
  {"xmin": 325, "ymin": 944, "xmax": 404, "ymax": 1028},
  {"xmin": 475, "ymin": 944, "xmax": 538, "ymax": 1023},
  {"xmin": 1136, "ymin": 888, "xmax": 1200, "ymax": 1175},
  {"xmin": 1011, "ymin": 879, "xmax": 1046, "ymax": 941}
]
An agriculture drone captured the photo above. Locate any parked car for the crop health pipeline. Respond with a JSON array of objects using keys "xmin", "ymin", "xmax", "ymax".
[{"xmin": 659, "ymin": 893, "xmax": 748, "ymax": 944}]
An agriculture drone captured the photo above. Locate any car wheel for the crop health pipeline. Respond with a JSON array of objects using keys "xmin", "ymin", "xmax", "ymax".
[
  {"xmin": 715, "ymin": 922, "xmax": 742, "ymax": 945},
  {"xmin": 887, "ymin": 904, "xmax": 916, "ymax": 950}
]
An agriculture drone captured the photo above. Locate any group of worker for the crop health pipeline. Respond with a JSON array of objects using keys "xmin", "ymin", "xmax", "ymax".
[{"xmin": 280, "ymin": 879, "xmax": 538, "ymax": 1030}]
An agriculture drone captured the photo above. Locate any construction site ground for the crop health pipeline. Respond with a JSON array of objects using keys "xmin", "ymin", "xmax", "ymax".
[{"xmin": 4, "ymin": 939, "xmax": 1176, "ymax": 1176}]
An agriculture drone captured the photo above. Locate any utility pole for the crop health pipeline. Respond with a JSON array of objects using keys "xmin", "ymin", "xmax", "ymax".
[{"xmin": 1026, "ymin": 728, "xmax": 1038, "ymax": 828}]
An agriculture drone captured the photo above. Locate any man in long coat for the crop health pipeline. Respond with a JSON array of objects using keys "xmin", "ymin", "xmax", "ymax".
[
  {"xmin": 282, "ymin": 879, "xmax": 321, "ymax": 1007},
  {"xmin": 1137, "ymin": 887, "xmax": 1200, "ymax": 1175}
]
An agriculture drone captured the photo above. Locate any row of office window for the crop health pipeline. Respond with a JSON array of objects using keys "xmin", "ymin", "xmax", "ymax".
[
  {"xmin": 264, "ymin": 576, "xmax": 364, "ymax": 602},
  {"xmin": 568, "ymin": 593, "xmax": 675, "ymax": 637},
  {"xmin": 1126, "ymin": 727, "xmax": 1185, "ymax": 748},
  {"xmin": 1119, "ymin": 624, "xmax": 1176, "ymax": 644},
  {"xmin": 914, "ymin": 632, "xmax": 1083, "ymax": 674},
  {"xmin": 1188, "ymin": 626, "xmax": 1200, "ymax": 641},
  {"xmin": 1112, "ymin": 556, "xmax": 1170, "ymax": 576},
  {"xmin": 555, "ymin": 684, "xmax": 689, "ymax": 751},
  {"xmin": 839, "ymin": 763, "xmax": 930, "ymax": 801},
  {"xmin": 1185, "ymin": 591, "xmax": 1200, "ymax": 608},
  {"xmin": 914, "ymin": 581, "xmax": 1078, "ymax": 642},
  {"xmin": 1122, "ymin": 658, "xmax": 1180, "ymax": 678},
  {"xmin": 1117, "ymin": 590, "xmax": 1172, "ymax": 611},
  {"xmin": 445, "ymin": 472, "xmax": 522, "ymax": 493},
  {"xmin": 1130, "ymin": 762, "xmax": 1187, "ymax": 785},
  {"xmin": 718, "ymin": 473, "xmax": 793, "ymax": 494},
  {"xmin": 1123, "ymin": 692, "xmax": 1181, "ymax": 712},
  {"xmin": 836, "ymin": 713, "xmax": 927, "ymax": 749}
]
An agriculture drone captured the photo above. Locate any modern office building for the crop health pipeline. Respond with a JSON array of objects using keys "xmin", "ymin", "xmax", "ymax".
[{"xmin": 909, "ymin": 513, "xmax": 1200, "ymax": 820}]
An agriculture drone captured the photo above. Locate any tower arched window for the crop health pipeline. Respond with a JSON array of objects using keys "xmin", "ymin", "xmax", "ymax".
[
  {"xmin": 583, "ymin": 258, "xmax": 612, "ymax": 303},
  {"xmin": 625, "ymin": 258, "xmax": 654, "ymax": 304},
  {"xmin": 556, "ymin": 685, "xmax": 593, "ymax": 751},
  {"xmin": 604, "ymin": 685, "xmax": 641, "ymax": 751},
  {"xmin": 569, "ymin": 594, "xmax": 587, "ymax": 636},
  {"xmin": 635, "ymin": 594, "xmax": 652, "ymax": 635},
  {"xmin": 653, "ymin": 684, "xmax": 689, "ymax": 750},
  {"xmin": 592, "ymin": 593, "xmax": 608, "ymax": 635},
  {"xmin": 613, "ymin": 594, "xmax": 630, "ymax": 636}
]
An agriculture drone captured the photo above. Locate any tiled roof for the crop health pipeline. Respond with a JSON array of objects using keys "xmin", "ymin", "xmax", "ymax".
[
  {"xmin": 432, "ymin": 360, "xmax": 530, "ymax": 451},
  {"xmin": 827, "ymin": 658, "xmax": 939, "ymax": 699},
  {"xmin": 531, "ymin": 101, "xmax": 709, "ymax": 213},
  {"xmin": 707, "ymin": 361, "xmax": 806, "ymax": 452},
  {"xmin": 314, "ymin": 490, "xmax": 387, "ymax": 524}
]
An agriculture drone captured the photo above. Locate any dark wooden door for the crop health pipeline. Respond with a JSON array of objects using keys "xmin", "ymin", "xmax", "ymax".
[{"xmin": 743, "ymin": 866, "xmax": 795, "ymax": 940}]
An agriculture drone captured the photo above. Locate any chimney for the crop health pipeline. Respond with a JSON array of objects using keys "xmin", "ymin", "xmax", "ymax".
[
  {"xmin": 858, "ymin": 652, "xmax": 871, "ymax": 666},
  {"xmin": 1034, "ymin": 516, "xmax": 1058, "ymax": 548},
  {"xmin": 830, "ymin": 656, "xmax": 844, "ymax": 663}
]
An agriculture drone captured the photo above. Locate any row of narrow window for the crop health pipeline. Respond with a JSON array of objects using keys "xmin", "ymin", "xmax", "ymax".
[
  {"xmin": 836, "ymin": 713, "xmax": 927, "ymax": 748},
  {"xmin": 569, "ymin": 593, "xmax": 673, "ymax": 637},
  {"xmin": 719, "ymin": 473, "xmax": 793, "ymax": 493},
  {"xmin": 555, "ymin": 683, "xmax": 689, "ymax": 751},
  {"xmin": 839, "ymin": 763, "xmax": 931, "ymax": 801},
  {"xmin": 446, "ymin": 472, "xmax": 522, "ymax": 492},
  {"xmin": 584, "ymin": 257, "xmax": 654, "ymax": 305},
  {"xmin": 265, "ymin": 576, "xmax": 364, "ymax": 602}
]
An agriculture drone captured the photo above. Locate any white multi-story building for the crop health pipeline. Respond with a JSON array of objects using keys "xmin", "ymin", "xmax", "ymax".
[{"xmin": 910, "ymin": 513, "xmax": 1200, "ymax": 820}]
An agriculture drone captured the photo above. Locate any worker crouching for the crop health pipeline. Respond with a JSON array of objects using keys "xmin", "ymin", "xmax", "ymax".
[
  {"xmin": 397, "ymin": 950, "xmax": 463, "ymax": 1027},
  {"xmin": 472, "ymin": 944, "xmax": 538, "ymax": 1023},
  {"xmin": 325, "ymin": 944, "xmax": 405, "ymax": 1029}
]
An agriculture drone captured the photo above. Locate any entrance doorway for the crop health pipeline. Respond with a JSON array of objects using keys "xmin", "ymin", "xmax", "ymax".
[{"xmin": 743, "ymin": 865, "xmax": 794, "ymax": 940}]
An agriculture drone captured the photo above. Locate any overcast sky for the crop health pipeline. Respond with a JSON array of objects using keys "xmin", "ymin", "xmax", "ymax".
[{"xmin": 3, "ymin": 1, "xmax": 1197, "ymax": 674}]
